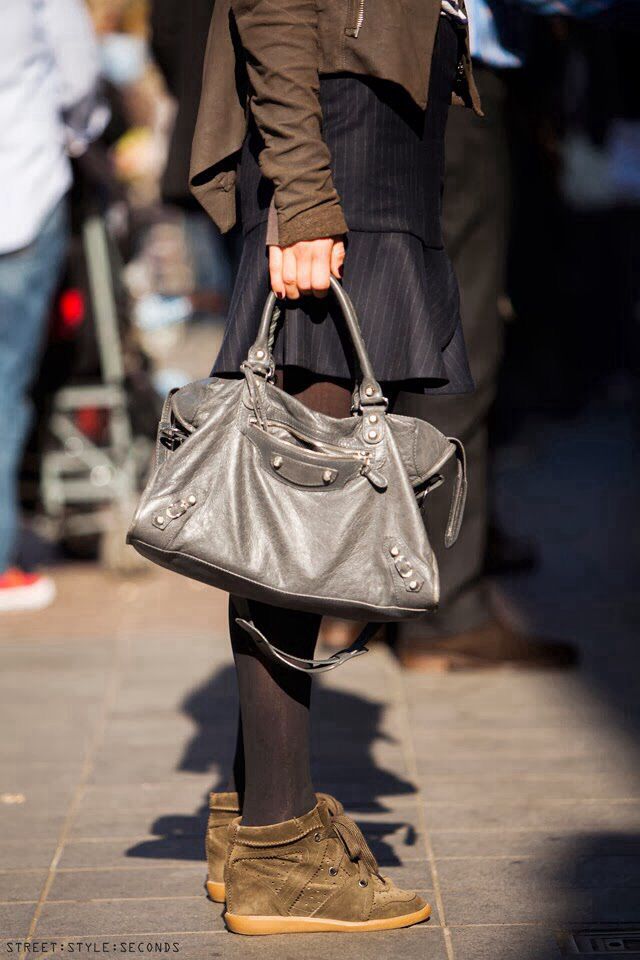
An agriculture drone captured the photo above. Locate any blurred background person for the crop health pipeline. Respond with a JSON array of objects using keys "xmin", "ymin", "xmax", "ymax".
[
  {"xmin": 393, "ymin": 0, "xmax": 613, "ymax": 670},
  {"xmin": 150, "ymin": 0, "xmax": 239, "ymax": 321},
  {"xmin": 0, "ymin": 0, "xmax": 105, "ymax": 613}
]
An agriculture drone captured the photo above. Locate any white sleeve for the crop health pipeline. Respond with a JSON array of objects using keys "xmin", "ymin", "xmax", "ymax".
[{"xmin": 40, "ymin": 0, "xmax": 101, "ymax": 110}]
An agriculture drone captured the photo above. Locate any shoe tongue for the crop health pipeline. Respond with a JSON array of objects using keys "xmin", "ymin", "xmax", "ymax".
[
  {"xmin": 316, "ymin": 793, "xmax": 344, "ymax": 818},
  {"xmin": 318, "ymin": 802, "xmax": 334, "ymax": 828}
]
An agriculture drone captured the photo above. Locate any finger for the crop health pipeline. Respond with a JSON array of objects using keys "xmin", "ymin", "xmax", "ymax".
[
  {"xmin": 282, "ymin": 247, "xmax": 299, "ymax": 300},
  {"xmin": 331, "ymin": 240, "xmax": 346, "ymax": 279},
  {"xmin": 295, "ymin": 244, "xmax": 313, "ymax": 295},
  {"xmin": 268, "ymin": 246, "xmax": 285, "ymax": 298},
  {"xmin": 311, "ymin": 245, "xmax": 331, "ymax": 298}
]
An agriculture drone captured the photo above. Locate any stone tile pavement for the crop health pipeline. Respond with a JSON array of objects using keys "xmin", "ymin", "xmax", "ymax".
[{"xmin": 0, "ymin": 402, "xmax": 639, "ymax": 959}]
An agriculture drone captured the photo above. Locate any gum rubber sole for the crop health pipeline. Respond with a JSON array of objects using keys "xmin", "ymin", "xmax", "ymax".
[
  {"xmin": 224, "ymin": 903, "xmax": 431, "ymax": 935},
  {"xmin": 206, "ymin": 879, "xmax": 226, "ymax": 903}
]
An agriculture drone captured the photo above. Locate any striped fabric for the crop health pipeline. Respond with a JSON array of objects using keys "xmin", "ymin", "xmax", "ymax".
[
  {"xmin": 217, "ymin": 224, "xmax": 472, "ymax": 391},
  {"xmin": 213, "ymin": 17, "xmax": 473, "ymax": 395}
]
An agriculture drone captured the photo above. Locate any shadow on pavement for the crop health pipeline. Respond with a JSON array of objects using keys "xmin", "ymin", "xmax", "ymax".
[{"xmin": 126, "ymin": 663, "xmax": 418, "ymax": 868}]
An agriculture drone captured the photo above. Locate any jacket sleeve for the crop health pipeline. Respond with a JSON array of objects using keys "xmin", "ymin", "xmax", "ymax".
[{"xmin": 230, "ymin": 0, "xmax": 348, "ymax": 246}]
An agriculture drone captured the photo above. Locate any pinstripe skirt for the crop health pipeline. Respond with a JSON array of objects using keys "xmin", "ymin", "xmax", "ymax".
[{"xmin": 212, "ymin": 16, "xmax": 473, "ymax": 395}]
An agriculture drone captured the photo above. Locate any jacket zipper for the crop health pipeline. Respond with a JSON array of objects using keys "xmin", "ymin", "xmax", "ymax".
[{"xmin": 345, "ymin": 0, "xmax": 365, "ymax": 38}]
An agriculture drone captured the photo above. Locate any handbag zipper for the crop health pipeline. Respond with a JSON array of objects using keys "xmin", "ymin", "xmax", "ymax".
[
  {"xmin": 250, "ymin": 418, "xmax": 387, "ymax": 489},
  {"xmin": 251, "ymin": 417, "xmax": 363, "ymax": 457},
  {"xmin": 345, "ymin": 0, "xmax": 365, "ymax": 37}
]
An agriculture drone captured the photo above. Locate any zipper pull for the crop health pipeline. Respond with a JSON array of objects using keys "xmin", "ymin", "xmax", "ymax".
[{"xmin": 361, "ymin": 463, "xmax": 388, "ymax": 490}]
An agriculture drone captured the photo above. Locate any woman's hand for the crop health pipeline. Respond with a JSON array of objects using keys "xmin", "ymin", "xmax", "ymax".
[{"xmin": 269, "ymin": 237, "xmax": 345, "ymax": 300}]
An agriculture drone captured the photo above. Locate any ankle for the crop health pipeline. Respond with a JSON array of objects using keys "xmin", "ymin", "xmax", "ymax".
[{"xmin": 240, "ymin": 787, "xmax": 317, "ymax": 827}]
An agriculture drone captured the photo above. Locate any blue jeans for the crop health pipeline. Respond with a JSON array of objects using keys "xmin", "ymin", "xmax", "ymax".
[{"xmin": 0, "ymin": 198, "xmax": 69, "ymax": 571}]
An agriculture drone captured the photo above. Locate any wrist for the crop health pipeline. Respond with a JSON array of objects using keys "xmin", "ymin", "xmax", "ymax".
[{"xmin": 277, "ymin": 204, "xmax": 348, "ymax": 247}]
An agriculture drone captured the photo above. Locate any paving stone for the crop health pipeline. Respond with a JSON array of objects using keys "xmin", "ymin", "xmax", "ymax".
[
  {"xmin": 449, "ymin": 924, "xmax": 563, "ymax": 960},
  {"xmin": 0, "ymin": 871, "xmax": 46, "ymax": 903},
  {"xmin": 15, "ymin": 933, "xmax": 228, "ymax": 959},
  {"xmin": 0, "ymin": 903, "xmax": 35, "ymax": 938},
  {"xmin": 312, "ymin": 771, "xmax": 417, "ymax": 806},
  {"xmin": 0, "ymin": 761, "xmax": 83, "ymax": 793},
  {"xmin": 0, "ymin": 809, "xmax": 68, "ymax": 842},
  {"xmin": 49, "ymin": 866, "xmax": 207, "ymax": 902},
  {"xmin": 575, "ymin": 853, "xmax": 640, "ymax": 887},
  {"xmin": 423, "ymin": 798, "xmax": 640, "ymax": 833},
  {"xmin": 417, "ymin": 751, "xmax": 640, "ymax": 779},
  {"xmin": 35, "ymin": 897, "xmax": 223, "ymax": 936},
  {"xmin": 373, "ymin": 858, "xmax": 433, "ymax": 890},
  {"xmin": 420, "ymin": 774, "xmax": 640, "ymax": 802},
  {"xmin": 437, "ymin": 857, "xmax": 640, "ymax": 925},
  {"xmin": 414, "ymin": 726, "xmax": 630, "ymax": 763},
  {"xmin": 69, "ymin": 805, "xmax": 209, "ymax": 840},
  {"xmin": 2, "ymin": 838, "xmax": 58, "ymax": 870},
  {"xmin": 431, "ymin": 830, "xmax": 640, "ymax": 859},
  {"xmin": 0, "ymin": 737, "xmax": 90, "ymax": 765},
  {"xmin": 438, "ymin": 854, "xmax": 640, "ymax": 894},
  {"xmin": 79, "ymin": 782, "xmax": 215, "ymax": 816},
  {"xmin": 89, "ymin": 746, "xmax": 217, "ymax": 786},
  {"xmin": 206, "ymin": 924, "xmax": 446, "ymax": 960},
  {"xmin": 99, "ymin": 717, "xmax": 200, "ymax": 748},
  {"xmin": 59, "ymin": 838, "xmax": 206, "ymax": 870},
  {"xmin": 23, "ymin": 926, "xmax": 445, "ymax": 960}
]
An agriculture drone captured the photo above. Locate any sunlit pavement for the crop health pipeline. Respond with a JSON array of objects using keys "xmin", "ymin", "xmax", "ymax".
[{"xmin": 1, "ymin": 399, "xmax": 638, "ymax": 960}]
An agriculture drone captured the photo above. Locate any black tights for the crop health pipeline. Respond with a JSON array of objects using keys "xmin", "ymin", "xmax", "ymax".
[{"xmin": 228, "ymin": 371, "xmax": 354, "ymax": 827}]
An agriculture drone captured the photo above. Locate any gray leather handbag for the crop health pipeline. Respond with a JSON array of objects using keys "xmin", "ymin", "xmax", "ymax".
[{"xmin": 127, "ymin": 278, "xmax": 466, "ymax": 672}]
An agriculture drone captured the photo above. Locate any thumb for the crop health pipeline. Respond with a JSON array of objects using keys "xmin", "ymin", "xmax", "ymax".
[
  {"xmin": 269, "ymin": 245, "xmax": 285, "ymax": 297},
  {"xmin": 330, "ymin": 240, "xmax": 346, "ymax": 279}
]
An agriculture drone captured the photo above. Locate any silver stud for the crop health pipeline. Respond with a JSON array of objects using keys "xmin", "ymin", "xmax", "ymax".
[
  {"xmin": 155, "ymin": 515, "xmax": 165, "ymax": 526},
  {"xmin": 367, "ymin": 429, "xmax": 378, "ymax": 440},
  {"xmin": 409, "ymin": 580, "xmax": 419, "ymax": 591},
  {"xmin": 256, "ymin": 349, "xmax": 265, "ymax": 359},
  {"xmin": 390, "ymin": 546, "xmax": 400, "ymax": 557},
  {"xmin": 187, "ymin": 495, "xmax": 196, "ymax": 506},
  {"xmin": 273, "ymin": 455, "xmax": 283, "ymax": 469},
  {"xmin": 322, "ymin": 470, "xmax": 333, "ymax": 483},
  {"xmin": 368, "ymin": 414, "xmax": 378, "ymax": 424},
  {"xmin": 364, "ymin": 386, "xmax": 374, "ymax": 397}
]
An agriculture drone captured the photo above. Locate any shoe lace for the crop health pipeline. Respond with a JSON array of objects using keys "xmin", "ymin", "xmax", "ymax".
[{"xmin": 322, "ymin": 813, "xmax": 384, "ymax": 886}]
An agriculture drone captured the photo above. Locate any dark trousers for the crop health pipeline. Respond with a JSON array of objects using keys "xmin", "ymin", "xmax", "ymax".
[{"xmin": 395, "ymin": 65, "xmax": 511, "ymax": 638}]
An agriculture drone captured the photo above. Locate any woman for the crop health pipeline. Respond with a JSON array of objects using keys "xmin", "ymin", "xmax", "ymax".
[{"xmin": 190, "ymin": 0, "xmax": 480, "ymax": 935}]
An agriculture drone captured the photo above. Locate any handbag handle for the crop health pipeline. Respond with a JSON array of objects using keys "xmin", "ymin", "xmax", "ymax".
[{"xmin": 245, "ymin": 276, "xmax": 387, "ymax": 408}]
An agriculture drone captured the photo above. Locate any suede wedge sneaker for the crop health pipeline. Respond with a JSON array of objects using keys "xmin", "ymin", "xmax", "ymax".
[
  {"xmin": 205, "ymin": 792, "xmax": 240, "ymax": 902},
  {"xmin": 205, "ymin": 791, "xmax": 341, "ymax": 903},
  {"xmin": 223, "ymin": 799, "xmax": 430, "ymax": 935}
]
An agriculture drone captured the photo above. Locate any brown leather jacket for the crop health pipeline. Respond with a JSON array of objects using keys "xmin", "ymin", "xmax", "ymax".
[{"xmin": 190, "ymin": 0, "xmax": 481, "ymax": 247}]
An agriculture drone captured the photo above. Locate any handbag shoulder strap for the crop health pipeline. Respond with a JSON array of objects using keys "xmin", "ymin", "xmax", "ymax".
[{"xmin": 233, "ymin": 596, "xmax": 377, "ymax": 673}]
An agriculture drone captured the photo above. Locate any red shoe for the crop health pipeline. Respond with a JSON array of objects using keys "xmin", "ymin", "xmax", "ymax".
[{"xmin": 0, "ymin": 569, "xmax": 56, "ymax": 613}]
